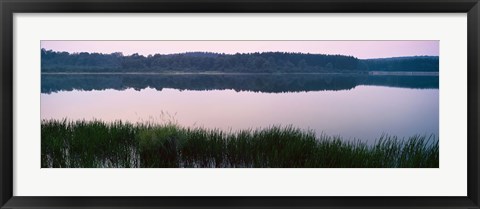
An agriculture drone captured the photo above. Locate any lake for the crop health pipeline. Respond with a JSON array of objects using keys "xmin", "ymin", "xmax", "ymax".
[{"xmin": 41, "ymin": 73, "xmax": 439, "ymax": 143}]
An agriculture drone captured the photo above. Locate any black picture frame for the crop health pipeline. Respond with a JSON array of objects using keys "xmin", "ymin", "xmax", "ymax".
[{"xmin": 1, "ymin": 0, "xmax": 479, "ymax": 208}]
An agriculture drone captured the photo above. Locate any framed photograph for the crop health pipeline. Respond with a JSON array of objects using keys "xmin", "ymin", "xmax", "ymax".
[{"xmin": 1, "ymin": 0, "xmax": 479, "ymax": 208}]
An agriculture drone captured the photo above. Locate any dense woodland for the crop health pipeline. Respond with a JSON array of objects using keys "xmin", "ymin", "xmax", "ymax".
[{"xmin": 41, "ymin": 49, "xmax": 439, "ymax": 73}]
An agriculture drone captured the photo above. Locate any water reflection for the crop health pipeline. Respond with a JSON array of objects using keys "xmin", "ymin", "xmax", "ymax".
[
  {"xmin": 41, "ymin": 74, "xmax": 438, "ymax": 94},
  {"xmin": 41, "ymin": 82, "xmax": 439, "ymax": 142}
]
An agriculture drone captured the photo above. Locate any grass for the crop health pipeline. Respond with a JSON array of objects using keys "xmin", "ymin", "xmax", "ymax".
[{"xmin": 41, "ymin": 119, "xmax": 439, "ymax": 168}]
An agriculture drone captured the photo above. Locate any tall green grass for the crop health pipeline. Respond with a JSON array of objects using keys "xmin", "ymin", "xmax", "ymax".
[{"xmin": 41, "ymin": 119, "xmax": 439, "ymax": 168}]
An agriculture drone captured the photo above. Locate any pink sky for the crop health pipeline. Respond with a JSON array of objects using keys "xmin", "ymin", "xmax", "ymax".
[{"xmin": 41, "ymin": 41, "xmax": 438, "ymax": 59}]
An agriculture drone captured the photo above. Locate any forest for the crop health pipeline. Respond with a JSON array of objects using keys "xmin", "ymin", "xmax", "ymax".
[{"xmin": 41, "ymin": 49, "xmax": 439, "ymax": 73}]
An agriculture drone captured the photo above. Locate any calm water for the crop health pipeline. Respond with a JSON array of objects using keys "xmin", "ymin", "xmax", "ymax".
[{"xmin": 41, "ymin": 74, "xmax": 439, "ymax": 142}]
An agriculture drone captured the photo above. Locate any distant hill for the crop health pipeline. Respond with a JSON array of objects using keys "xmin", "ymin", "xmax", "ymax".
[
  {"xmin": 360, "ymin": 56, "xmax": 439, "ymax": 72},
  {"xmin": 41, "ymin": 49, "xmax": 439, "ymax": 73}
]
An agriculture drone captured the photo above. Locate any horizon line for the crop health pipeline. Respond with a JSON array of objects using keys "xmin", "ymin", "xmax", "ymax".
[
  {"xmin": 41, "ymin": 49, "xmax": 439, "ymax": 60},
  {"xmin": 40, "ymin": 40, "xmax": 439, "ymax": 59}
]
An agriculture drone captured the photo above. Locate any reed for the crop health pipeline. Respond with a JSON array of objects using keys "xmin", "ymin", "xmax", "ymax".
[{"xmin": 41, "ymin": 119, "xmax": 439, "ymax": 168}]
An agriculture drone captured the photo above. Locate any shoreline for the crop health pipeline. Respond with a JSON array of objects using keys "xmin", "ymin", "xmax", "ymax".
[{"xmin": 41, "ymin": 71, "xmax": 439, "ymax": 76}]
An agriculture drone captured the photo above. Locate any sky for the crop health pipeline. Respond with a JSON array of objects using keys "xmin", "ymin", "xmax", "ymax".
[{"xmin": 41, "ymin": 41, "xmax": 439, "ymax": 59}]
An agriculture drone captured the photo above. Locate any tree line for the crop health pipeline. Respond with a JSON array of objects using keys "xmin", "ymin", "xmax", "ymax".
[{"xmin": 41, "ymin": 49, "xmax": 439, "ymax": 73}]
